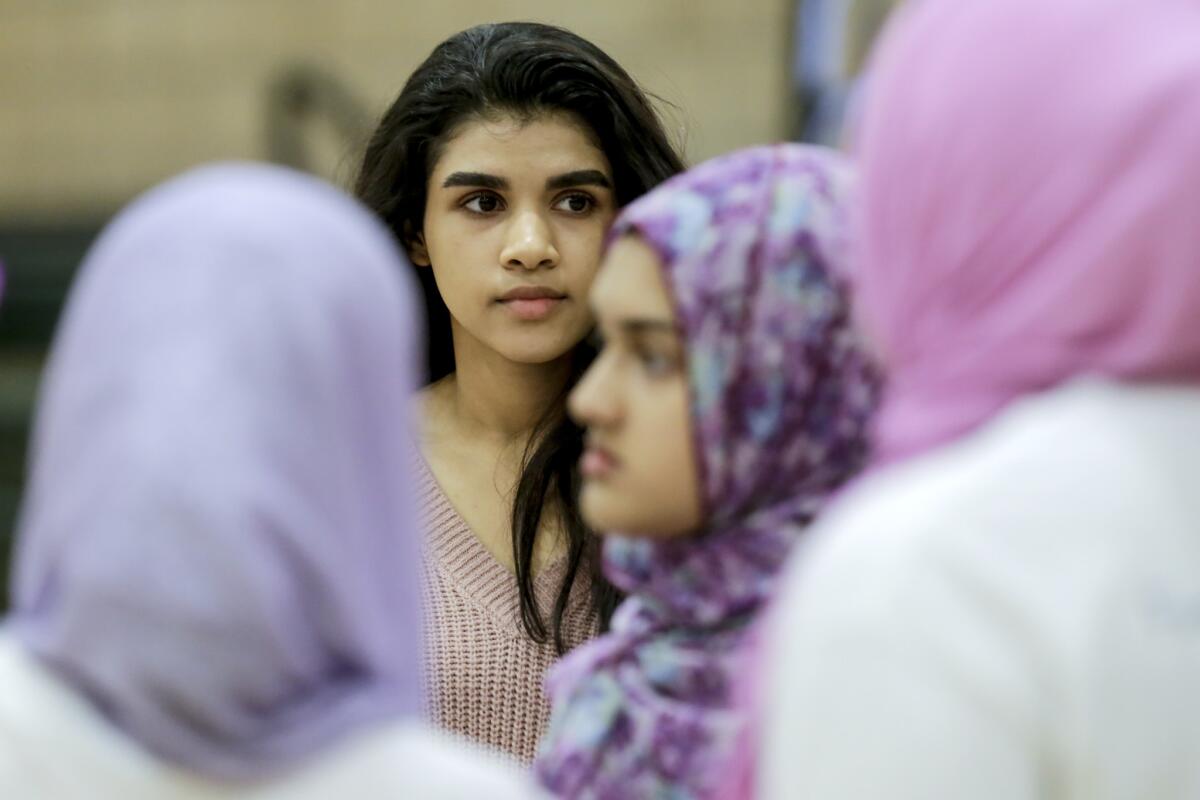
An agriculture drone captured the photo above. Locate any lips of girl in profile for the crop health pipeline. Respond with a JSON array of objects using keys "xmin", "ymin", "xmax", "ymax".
[
  {"xmin": 580, "ymin": 440, "xmax": 619, "ymax": 480},
  {"xmin": 497, "ymin": 285, "xmax": 567, "ymax": 321}
]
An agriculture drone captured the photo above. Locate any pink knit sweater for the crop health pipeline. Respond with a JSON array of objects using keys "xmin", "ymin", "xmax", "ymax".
[{"xmin": 413, "ymin": 456, "xmax": 599, "ymax": 765}]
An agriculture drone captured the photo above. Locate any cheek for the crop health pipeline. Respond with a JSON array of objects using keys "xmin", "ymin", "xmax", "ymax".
[
  {"xmin": 579, "ymin": 394, "xmax": 702, "ymax": 538},
  {"xmin": 559, "ymin": 221, "xmax": 610, "ymax": 285},
  {"xmin": 642, "ymin": 391, "xmax": 697, "ymax": 483},
  {"xmin": 424, "ymin": 221, "xmax": 494, "ymax": 301},
  {"xmin": 621, "ymin": 383, "xmax": 702, "ymax": 530}
]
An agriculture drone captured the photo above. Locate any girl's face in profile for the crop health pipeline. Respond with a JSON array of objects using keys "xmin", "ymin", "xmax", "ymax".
[
  {"xmin": 568, "ymin": 236, "xmax": 703, "ymax": 538},
  {"xmin": 412, "ymin": 111, "xmax": 617, "ymax": 368}
]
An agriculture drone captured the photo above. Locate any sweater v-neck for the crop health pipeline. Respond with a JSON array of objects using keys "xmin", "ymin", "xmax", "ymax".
[{"xmin": 411, "ymin": 451, "xmax": 572, "ymax": 635}]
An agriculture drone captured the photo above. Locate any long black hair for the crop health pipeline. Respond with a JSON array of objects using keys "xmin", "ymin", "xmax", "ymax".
[{"xmin": 355, "ymin": 22, "xmax": 685, "ymax": 653}]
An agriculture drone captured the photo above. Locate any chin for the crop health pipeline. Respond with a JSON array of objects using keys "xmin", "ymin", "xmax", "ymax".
[
  {"xmin": 579, "ymin": 484, "xmax": 613, "ymax": 531},
  {"xmin": 581, "ymin": 483, "xmax": 664, "ymax": 538},
  {"xmin": 580, "ymin": 482, "xmax": 630, "ymax": 533},
  {"xmin": 497, "ymin": 339, "xmax": 583, "ymax": 366},
  {"xmin": 493, "ymin": 319, "xmax": 590, "ymax": 363}
]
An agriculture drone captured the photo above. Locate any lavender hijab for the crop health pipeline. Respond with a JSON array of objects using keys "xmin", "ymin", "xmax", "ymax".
[
  {"xmin": 6, "ymin": 164, "xmax": 424, "ymax": 780},
  {"xmin": 536, "ymin": 145, "xmax": 880, "ymax": 798}
]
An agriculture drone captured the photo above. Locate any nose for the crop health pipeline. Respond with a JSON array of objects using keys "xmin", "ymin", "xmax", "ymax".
[
  {"xmin": 568, "ymin": 347, "xmax": 621, "ymax": 429},
  {"xmin": 500, "ymin": 210, "xmax": 559, "ymax": 271}
]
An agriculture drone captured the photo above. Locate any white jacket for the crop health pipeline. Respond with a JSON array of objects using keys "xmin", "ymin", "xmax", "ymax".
[
  {"xmin": 761, "ymin": 380, "xmax": 1200, "ymax": 799},
  {"xmin": 0, "ymin": 634, "xmax": 544, "ymax": 799}
]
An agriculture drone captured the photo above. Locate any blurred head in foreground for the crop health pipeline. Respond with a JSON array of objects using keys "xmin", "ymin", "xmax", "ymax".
[
  {"xmin": 6, "ymin": 163, "xmax": 425, "ymax": 780},
  {"xmin": 757, "ymin": 2, "xmax": 1200, "ymax": 798},
  {"xmin": 856, "ymin": 0, "xmax": 1200, "ymax": 460}
]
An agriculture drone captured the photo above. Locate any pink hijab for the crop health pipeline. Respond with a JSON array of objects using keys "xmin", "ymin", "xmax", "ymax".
[
  {"xmin": 856, "ymin": 0, "xmax": 1200, "ymax": 462},
  {"xmin": 729, "ymin": 1, "xmax": 1200, "ymax": 795}
]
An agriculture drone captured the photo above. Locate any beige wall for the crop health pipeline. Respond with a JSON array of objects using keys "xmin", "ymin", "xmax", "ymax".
[{"xmin": 0, "ymin": 0, "xmax": 793, "ymax": 220}]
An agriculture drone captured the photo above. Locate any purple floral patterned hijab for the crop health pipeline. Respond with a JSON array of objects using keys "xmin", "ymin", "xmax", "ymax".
[
  {"xmin": 7, "ymin": 163, "xmax": 424, "ymax": 779},
  {"xmin": 536, "ymin": 144, "xmax": 880, "ymax": 798}
]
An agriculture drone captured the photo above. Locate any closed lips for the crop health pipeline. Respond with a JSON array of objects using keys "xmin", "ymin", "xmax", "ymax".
[
  {"xmin": 497, "ymin": 286, "xmax": 567, "ymax": 321},
  {"xmin": 580, "ymin": 441, "xmax": 619, "ymax": 479},
  {"xmin": 498, "ymin": 286, "xmax": 565, "ymax": 301}
]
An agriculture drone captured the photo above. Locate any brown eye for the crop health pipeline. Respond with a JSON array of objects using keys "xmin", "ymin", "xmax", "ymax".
[
  {"xmin": 463, "ymin": 192, "xmax": 503, "ymax": 214},
  {"xmin": 554, "ymin": 193, "xmax": 596, "ymax": 214}
]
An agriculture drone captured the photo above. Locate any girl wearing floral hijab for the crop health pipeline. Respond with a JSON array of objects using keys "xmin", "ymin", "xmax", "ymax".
[
  {"xmin": 0, "ymin": 163, "xmax": 537, "ymax": 798},
  {"xmin": 535, "ymin": 144, "xmax": 880, "ymax": 799}
]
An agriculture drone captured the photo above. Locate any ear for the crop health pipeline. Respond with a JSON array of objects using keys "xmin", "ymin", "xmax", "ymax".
[{"xmin": 404, "ymin": 225, "xmax": 431, "ymax": 267}]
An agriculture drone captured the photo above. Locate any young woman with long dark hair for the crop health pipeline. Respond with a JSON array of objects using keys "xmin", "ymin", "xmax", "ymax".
[{"xmin": 355, "ymin": 22, "xmax": 685, "ymax": 762}]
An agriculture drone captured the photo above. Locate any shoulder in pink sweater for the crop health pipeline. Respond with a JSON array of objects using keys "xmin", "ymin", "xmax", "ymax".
[{"xmin": 413, "ymin": 456, "xmax": 599, "ymax": 765}]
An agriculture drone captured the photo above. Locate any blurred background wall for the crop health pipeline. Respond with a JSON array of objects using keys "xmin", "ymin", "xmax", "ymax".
[
  {"xmin": 0, "ymin": 0, "xmax": 899, "ymax": 603},
  {"xmin": 0, "ymin": 0, "xmax": 798, "ymax": 219}
]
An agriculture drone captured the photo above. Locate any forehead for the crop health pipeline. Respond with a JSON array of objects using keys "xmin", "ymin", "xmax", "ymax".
[
  {"xmin": 591, "ymin": 235, "xmax": 675, "ymax": 321},
  {"xmin": 431, "ymin": 112, "xmax": 611, "ymax": 182}
]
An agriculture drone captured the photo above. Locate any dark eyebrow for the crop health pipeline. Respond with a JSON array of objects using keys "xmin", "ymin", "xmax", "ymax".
[
  {"xmin": 620, "ymin": 318, "xmax": 678, "ymax": 337},
  {"xmin": 546, "ymin": 169, "xmax": 613, "ymax": 191},
  {"xmin": 441, "ymin": 172, "xmax": 509, "ymax": 190}
]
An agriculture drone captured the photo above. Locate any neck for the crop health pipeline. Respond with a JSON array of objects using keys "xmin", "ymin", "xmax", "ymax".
[{"xmin": 443, "ymin": 324, "xmax": 574, "ymax": 444}]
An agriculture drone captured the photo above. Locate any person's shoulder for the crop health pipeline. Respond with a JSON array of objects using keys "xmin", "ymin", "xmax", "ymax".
[
  {"xmin": 389, "ymin": 726, "xmax": 546, "ymax": 798},
  {"xmin": 0, "ymin": 634, "xmax": 35, "ymax": 783},
  {"xmin": 254, "ymin": 722, "xmax": 545, "ymax": 800},
  {"xmin": 0, "ymin": 632, "xmax": 173, "ymax": 797},
  {"xmin": 773, "ymin": 379, "xmax": 1200, "ymax": 639},
  {"xmin": 0, "ymin": 632, "xmax": 83, "ymax": 730}
]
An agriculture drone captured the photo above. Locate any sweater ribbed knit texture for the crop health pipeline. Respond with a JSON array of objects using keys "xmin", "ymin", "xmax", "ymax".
[{"xmin": 413, "ymin": 455, "xmax": 599, "ymax": 765}]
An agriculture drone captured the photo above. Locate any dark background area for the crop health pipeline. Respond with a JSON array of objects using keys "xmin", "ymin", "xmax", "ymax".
[{"xmin": 0, "ymin": 225, "xmax": 100, "ymax": 601}]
